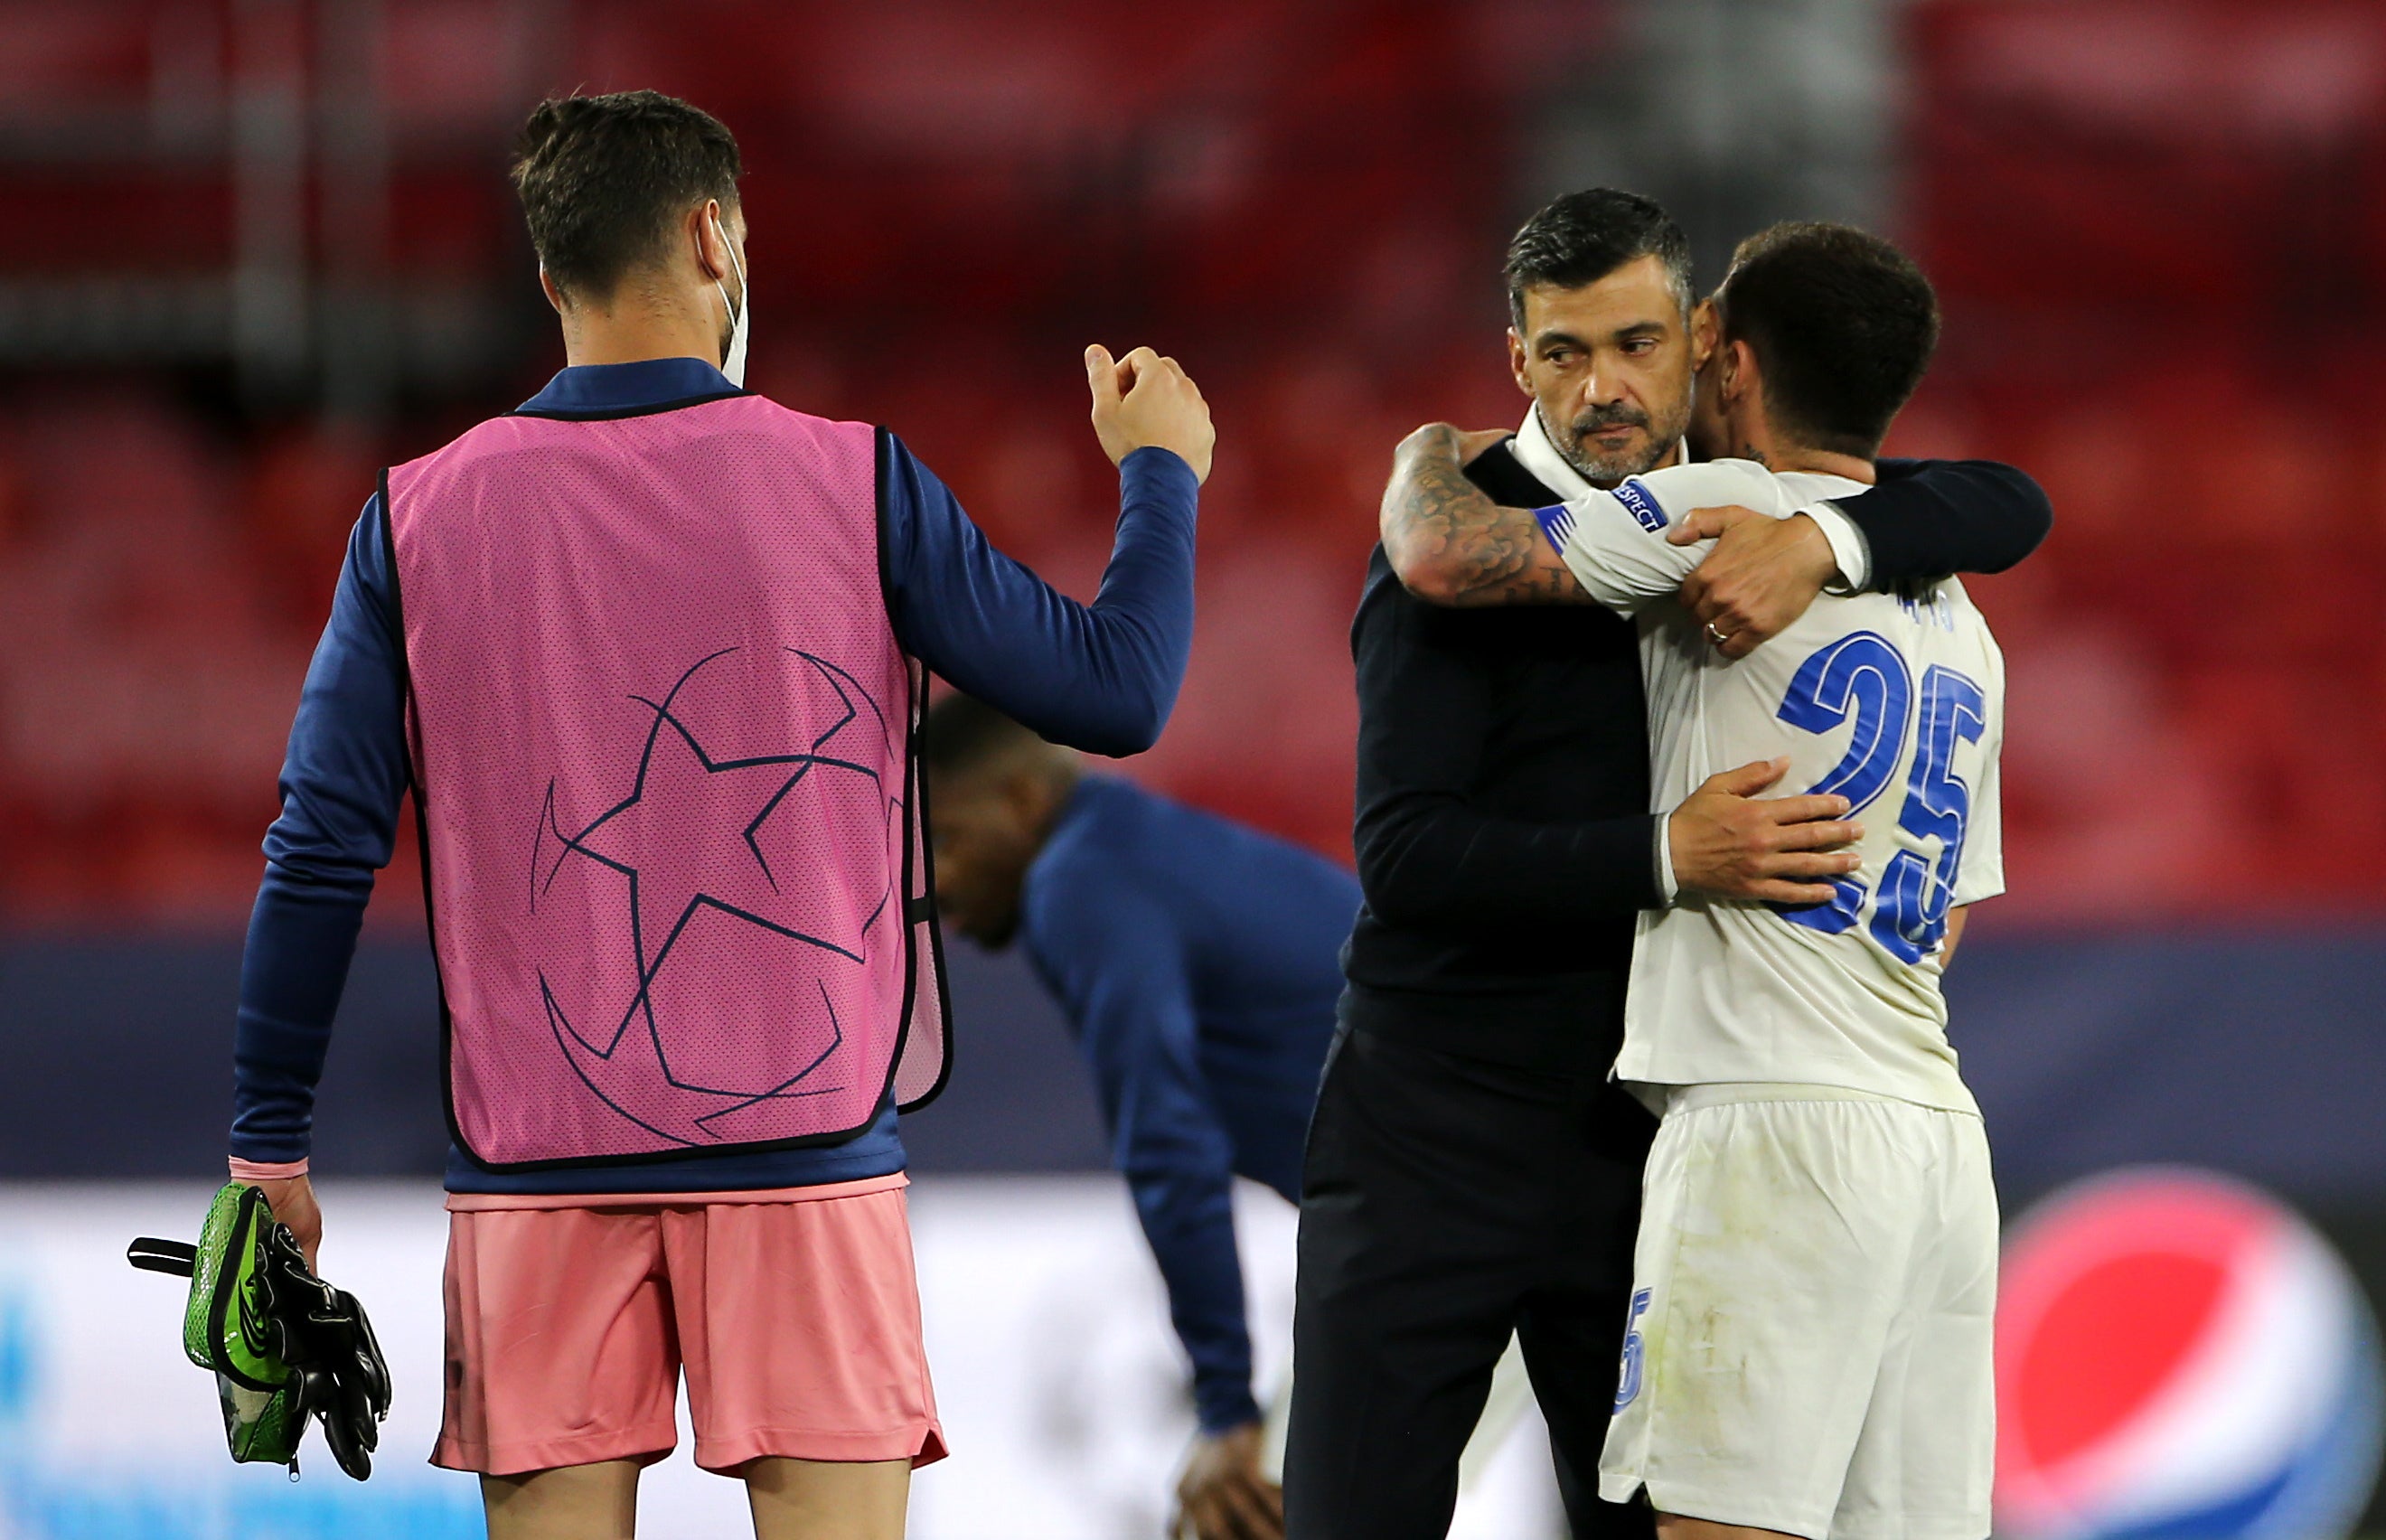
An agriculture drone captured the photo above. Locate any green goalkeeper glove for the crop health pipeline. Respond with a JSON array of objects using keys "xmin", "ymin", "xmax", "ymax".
[{"xmin": 127, "ymin": 1180, "xmax": 391, "ymax": 1479}]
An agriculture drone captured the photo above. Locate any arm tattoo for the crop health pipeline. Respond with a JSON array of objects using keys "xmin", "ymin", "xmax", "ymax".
[{"xmin": 1380, "ymin": 426, "xmax": 1591, "ymax": 606}]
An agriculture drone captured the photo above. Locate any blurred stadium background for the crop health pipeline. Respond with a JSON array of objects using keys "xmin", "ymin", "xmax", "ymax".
[{"xmin": 2, "ymin": 1, "xmax": 2384, "ymax": 1536}]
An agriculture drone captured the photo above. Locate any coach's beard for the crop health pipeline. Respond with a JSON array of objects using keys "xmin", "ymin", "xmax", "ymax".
[{"xmin": 1540, "ymin": 399, "xmax": 1683, "ymax": 489}]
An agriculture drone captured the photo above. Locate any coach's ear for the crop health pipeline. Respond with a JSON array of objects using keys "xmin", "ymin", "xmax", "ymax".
[{"xmin": 1691, "ymin": 297, "xmax": 1718, "ymax": 371}]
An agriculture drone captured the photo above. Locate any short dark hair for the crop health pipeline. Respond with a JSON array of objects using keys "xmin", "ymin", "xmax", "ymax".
[
  {"xmin": 510, "ymin": 89, "xmax": 742, "ymax": 300},
  {"xmin": 1503, "ymin": 188, "xmax": 1693, "ymax": 333},
  {"xmin": 1714, "ymin": 221, "xmax": 1940, "ymax": 459},
  {"xmin": 922, "ymin": 692, "xmax": 1045, "ymax": 781}
]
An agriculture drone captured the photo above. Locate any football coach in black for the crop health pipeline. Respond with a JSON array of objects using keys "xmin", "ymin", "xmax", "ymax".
[{"xmin": 1281, "ymin": 189, "xmax": 2053, "ymax": 1540}]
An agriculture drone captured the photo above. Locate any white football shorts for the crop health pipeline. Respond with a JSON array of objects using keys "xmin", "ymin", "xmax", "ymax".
[{"xmin": 1599, "ymin": 1084, "xmax": 1997, "ymax": 1540}]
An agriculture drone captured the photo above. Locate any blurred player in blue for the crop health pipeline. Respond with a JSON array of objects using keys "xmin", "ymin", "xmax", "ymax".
[{"xmin": 923, "ymin": 693, "xmax": 1357, "ymax": 1540}]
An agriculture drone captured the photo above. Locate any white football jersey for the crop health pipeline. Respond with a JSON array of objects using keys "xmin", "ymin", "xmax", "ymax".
[{"xmin": 1527, "ymin": 433, "xmax": 2005, "ymax": 1112}]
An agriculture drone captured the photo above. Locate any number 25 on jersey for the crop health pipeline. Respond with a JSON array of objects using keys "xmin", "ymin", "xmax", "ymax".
[{"xmin": 1772, "ymin": 631, "xmax": 1986, "ymax": 964}]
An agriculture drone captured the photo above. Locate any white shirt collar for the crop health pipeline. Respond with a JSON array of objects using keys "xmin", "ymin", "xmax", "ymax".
[
  {"xmin": 1509, "ymin": 404, "xmax": 1594, "ymax": 501},
  {"xmin": 1509, "ymin": 404, "xmax": 1700, "ymax": 500}
]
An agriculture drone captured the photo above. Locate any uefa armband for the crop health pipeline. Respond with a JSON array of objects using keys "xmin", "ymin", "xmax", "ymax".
[{"xmin": 126, "ymin": 1181, "xmax": 391, "ymax": 1479}]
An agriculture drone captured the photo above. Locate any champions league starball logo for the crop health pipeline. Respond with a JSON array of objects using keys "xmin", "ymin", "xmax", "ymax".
[{"xmin": 526, "ymin": 647, "xmax": 905, "ymax": 1148}]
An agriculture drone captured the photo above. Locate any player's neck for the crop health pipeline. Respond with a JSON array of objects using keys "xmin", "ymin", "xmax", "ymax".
[
  {"xmin": 1734, "ymin": 418, "xmax": 1875, "ymax": 485},
  {"xmin": 557, "ymin": 288, "xmax": 726, "ymax": 373},
  {"xmin": 1774, "ymin": 446, "xmax": 1875, "ymax": 484}
]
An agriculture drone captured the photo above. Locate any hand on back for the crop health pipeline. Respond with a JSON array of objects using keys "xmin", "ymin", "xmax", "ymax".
[
  {"xmin": 1669, "ymin": 756, "xmax": 1864, "ymax": 905},
  {"xmin": 1086, "ymin": 344, "xmax": 1215, "ymax": 484}
]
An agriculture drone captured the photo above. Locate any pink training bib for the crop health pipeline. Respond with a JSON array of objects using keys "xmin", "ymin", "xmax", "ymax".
[{"xmin": 385, "ymin": 393, "xmax": 948, "ymax": 1170}]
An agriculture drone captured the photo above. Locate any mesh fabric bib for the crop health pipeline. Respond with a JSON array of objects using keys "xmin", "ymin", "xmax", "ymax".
[{"xmin": 385, "ymin": 394, "xmax": 949, "ymax": 1170}]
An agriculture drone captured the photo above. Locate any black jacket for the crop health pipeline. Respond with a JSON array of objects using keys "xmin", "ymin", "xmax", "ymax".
[{"xmin": 1339, "ymin": 446, "xmax": 2053, "ymax": 1073}]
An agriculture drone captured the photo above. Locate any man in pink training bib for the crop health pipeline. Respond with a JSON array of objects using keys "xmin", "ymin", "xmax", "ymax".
[{"xmin": 224, "ymin": 89, "xmax": 1211, "ymax": 1539}]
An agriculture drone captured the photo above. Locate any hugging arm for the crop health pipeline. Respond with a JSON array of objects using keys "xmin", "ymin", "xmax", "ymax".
[
  {"xmin": 1353, "ymin": 552, "xmax": 1860, "ymax": 912},
  {"xmin": 1350, "ymin": 555, "xmax": 1664, "ymax": 924},
  {"xmin": 1849, "ymin": 458, "xmax": 2053, "ymax": 583},
  {"xmin": 1377, "ymin": 425, "xmax": 1592, "ymax": 607},
  {"xmin": 1382, "ymin": 427, "xmax": 1790, "ymax": 614},
  {"xmin": 1680, "ymin": 458, "xmax": 2055, "ymax": 653}
]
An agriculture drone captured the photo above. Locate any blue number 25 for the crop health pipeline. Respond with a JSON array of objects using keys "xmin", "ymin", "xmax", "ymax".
[
  {"xmin": 1871, "ymin": 666, "xmax": 1987, "ymax": 962},
  {"xmin": 1771, "ymin": 632, "xmax": 1983, "ymax": 961}
]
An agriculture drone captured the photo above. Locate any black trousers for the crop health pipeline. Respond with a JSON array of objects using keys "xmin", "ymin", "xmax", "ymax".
[{"xmin": 1284, "ymin": 1025, "xmax": 1658, "ymax": 1540}]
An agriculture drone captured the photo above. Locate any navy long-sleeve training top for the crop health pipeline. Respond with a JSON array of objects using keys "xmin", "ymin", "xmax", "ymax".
[
  {"xmin": 1017, "ymin": 775, "xmax": 1359, "ymax": 1434},
  {"xmin": 230, "ymin": 357, "xmax": 1199, "ymax": 1194}
]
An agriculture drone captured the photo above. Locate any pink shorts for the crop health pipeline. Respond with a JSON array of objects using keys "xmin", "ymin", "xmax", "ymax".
[{"xmin": 432, "ymin": 1179, "xmax": 945, "ymax": 1477}]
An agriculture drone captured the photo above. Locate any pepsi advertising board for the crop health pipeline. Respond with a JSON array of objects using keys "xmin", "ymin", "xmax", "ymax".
[{"xmin": 1996, "ymin": 1169, "xmax": 2385, "ymax": 1540}]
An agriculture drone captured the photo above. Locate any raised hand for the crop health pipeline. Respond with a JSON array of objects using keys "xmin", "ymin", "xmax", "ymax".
[{"xmin": 1086, "ymin": 343, "xmax": 1215, "ymax": 484}]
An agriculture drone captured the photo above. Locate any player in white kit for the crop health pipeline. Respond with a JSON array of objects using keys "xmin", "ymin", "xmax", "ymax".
[{"xmin": 1377, "ymin": 221, "xmax": 2003, "ymax": 1540}]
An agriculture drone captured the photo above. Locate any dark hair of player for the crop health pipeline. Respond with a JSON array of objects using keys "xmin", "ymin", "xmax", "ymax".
[
  {"xmin": 1502, "ymin": 188, "xmax": 1694, "ymax": 333},
  {"xmin": 509, "ymin": 89, "xmax": 742, "ymax": 302},
  {"xmin": 921, "ymin": 692, "xmax": 1045, "ymax": 781},
  {"xmin": 1713, "ymin": 221, "xmax": 1941, "ymax": 460}
]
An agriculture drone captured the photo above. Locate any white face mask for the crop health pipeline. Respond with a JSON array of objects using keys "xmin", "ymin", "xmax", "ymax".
[{"xmin": 713, "ymin": 215, "xmax": 749, "ymax": 387}]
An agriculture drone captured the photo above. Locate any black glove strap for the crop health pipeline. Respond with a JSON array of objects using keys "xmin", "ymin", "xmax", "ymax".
[{"xmin": 127, "ymin": 1238, "xmax": 198, "ymax": 1278}]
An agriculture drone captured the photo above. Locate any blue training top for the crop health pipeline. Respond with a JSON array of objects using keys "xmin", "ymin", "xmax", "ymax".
[
  {"xmin": 230, "ymin": 357, "xmax": 1199, "ymax": 1195},
  {"xmin": 1019, "ymin": 775, "xmax": 1358, "ymax": 1433}
]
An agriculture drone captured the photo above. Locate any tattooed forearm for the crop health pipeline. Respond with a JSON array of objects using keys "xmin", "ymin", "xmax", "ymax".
[{"xmin": 1379, "ymin": 424, "xmax": 1591, "ymax": 607}]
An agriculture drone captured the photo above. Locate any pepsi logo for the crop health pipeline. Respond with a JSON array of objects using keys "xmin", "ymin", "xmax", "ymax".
[{"xmin": 1996, "ymin": 1168, "xmax": 2384, "ymax": 1540}]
